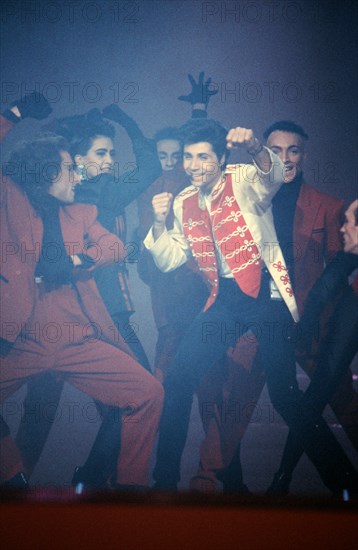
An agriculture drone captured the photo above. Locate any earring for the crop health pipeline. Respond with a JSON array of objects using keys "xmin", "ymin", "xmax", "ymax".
[{"xmin": 76, "ymin": 164, "xmax": 86, "ymax": 181}]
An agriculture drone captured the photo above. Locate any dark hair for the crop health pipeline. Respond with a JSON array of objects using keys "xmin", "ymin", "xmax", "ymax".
[
  {"xmin": 263, "ymin": 120, "xmax": 309, "ymax": 141},
  {"xmin": 8, "ymin": 133, "xmax": 69, "ymax": 214},
  {"xmin": 54, "ymin": 109, "xmax": 115, "ymax": 157},
  {"xmin": 354, "ymin": 204, "xmax": 358, "ymax": 226},
  {"xmin": 153, "ymin": 126, "xmax": 181, "ymax": 144},
  {"xmin": 179, "ymin": 119, "xmax": 228, "ymax": 161}
]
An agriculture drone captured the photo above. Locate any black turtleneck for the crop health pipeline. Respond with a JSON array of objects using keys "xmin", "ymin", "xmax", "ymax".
[
  {"xmin": 35, "ymin": 195, "xmax": 73, "ymax": 287},
  {"xmin": 74, "ymin": 175, "xmax": 132, "ymax": 315},
  {"xmin": 272, "ymin": 173, "xmax": 303, "ymax": 285}
]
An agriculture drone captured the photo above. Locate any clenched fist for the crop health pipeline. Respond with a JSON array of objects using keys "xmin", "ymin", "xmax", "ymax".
[
  {"xmin": 152, "ymin": 192, "xmax": 174, "ymax": 240},
  {"xmin": 226, "ymin": 126, "xmax": 270, "ymax": 171},
  {"xmin": 226, "ymin": 127, "xmax": 258, "ymax": 150},
  {"xmin": 152, "ymin": 192, "xmax": 174, "ymax": 224}
]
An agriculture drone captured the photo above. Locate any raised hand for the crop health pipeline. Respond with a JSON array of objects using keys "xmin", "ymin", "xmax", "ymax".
[
  {"xmin": 152, "ymin": 192, "xmax": 174, "ymax": 225},
  {"xmin": 11, "ymin": 92, "xmax": 52, "ymax": 120},
  {"xmin": 226, "ymin": 126, "xmax": 270, "ymax": 171},
  {"xmin": 178, "ymin": 72, "xmax": 218, "ymax": 106},
  {"xmin": 226, "ymin": 127, "xmax": 258, "ymax": 151}
]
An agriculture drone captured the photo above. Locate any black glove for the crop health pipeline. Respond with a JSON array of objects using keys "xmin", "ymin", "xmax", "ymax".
[
  {"xmin": 178, "ymin": 72, "xmax": 218, "ymax": 106},
  {"xmin": 11, "ymin": 92, "xmax": 52, "ymax": 120}
]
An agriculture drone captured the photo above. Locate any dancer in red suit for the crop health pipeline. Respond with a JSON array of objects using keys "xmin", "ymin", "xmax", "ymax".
[
  {"xmin": 11, "ymin": 104, "xmax": 161, "ymax": 488},
  {"xmin": 0, "ymin": 102, "xmax": 163, "ymax": 488}
]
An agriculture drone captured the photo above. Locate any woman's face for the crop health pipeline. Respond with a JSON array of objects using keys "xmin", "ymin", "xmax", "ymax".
[{"xmin": 76, "ymin": 135, "xmax": 116, "ymax": 180}]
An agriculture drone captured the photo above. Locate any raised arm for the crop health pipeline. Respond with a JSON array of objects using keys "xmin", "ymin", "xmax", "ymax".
[
  {"xmin": 102, "ymin": 104, "xmax": 161, "ymax": 209},
  {"xmin": 1, "ymin": 92, "xmax": 52, "ymax": 142},
  {"xmin": 179, "ymin": 71, "xmax": 218, "ymax": 119},
  {"xmin": 226, "ymin": 126, "xmax": 271, "ymax": 173},
  {"xmin": 143, "ymin": 192, "xmax": 190, "ymax": 272},
  {"xmin": 151, "ymin": 192, "xmax": 174, "ymax": 241},
  {"xmin": 225, "ymin": 125, "xmax": 284, "ymax": 207}
]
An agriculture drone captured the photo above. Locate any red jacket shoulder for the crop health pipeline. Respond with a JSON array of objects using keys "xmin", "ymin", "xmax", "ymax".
[
  {"xmin": 300, "ymin": 181, "xmax": 343, "ymax": 209},
  {"xmin": 63, "ymin": 203, "xmax": 98, "ymax": 222}
]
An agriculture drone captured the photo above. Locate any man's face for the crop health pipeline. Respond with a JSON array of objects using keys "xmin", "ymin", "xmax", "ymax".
[
  {"xmin": 266, "ymin": 131, "xmax": 306, "ymax": 183},
  {"xmin": 156, "ymin": 139, "xmax": 182, "ymax": 172},
  {"xmin": 183, "ymin": 142, "xmax": 223, "ymax": 193},
  {"xmin": 75, "ymin": 136, "xmax": 116, "ymax": 179},
  {"xmin": 340, "ymin": 200, "xmax": 358, "ymax": 254},
  {"xmin": 48, "ymin": 151, "xmax": 80, "ymax": 203}
]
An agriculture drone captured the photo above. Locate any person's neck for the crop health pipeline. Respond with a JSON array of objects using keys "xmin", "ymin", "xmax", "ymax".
[
  {"xmin": 284, "ymin": 172, "xmax": 304, "ymax": 187},
  {"xmin": 201, "ymin": 172, "xmax": 224, "ymax": 196}
]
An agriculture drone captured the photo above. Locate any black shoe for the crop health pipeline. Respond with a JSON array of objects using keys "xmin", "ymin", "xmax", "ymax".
[
  {"xmin": 72, "ymin": 466, "xmax": 87, "ymax": 494},
  {"xmin": 266, "ymin": 472, "xmax": 291, "ymax": 496},
  {"xmin": 2, "ymin": 472, "xmax": 29, "ymax": 489},
  {"xmin": 331, "ymin": 471, "xmax": 358, "ymax": 501},
  {"xmin": 71, "ymin": 466, "xmax": 109, "ymax": 494}
]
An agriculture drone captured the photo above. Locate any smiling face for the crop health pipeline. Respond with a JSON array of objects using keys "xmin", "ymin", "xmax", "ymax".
[
  {"xmin": 183, "ymin": 142, "xmax": 224, "ymax": 193},
  {"xmin": 48, "ymin": 150, "xmax": 80, "ymax": 203},
  {"xmin": 75, "ymin": 135, "xmax": 116, "ymax": 179},
  {"xmin": 340, "ymin": 200, "xmax": 358, "ymax": 254},
  {"xmin": 266, "ymin": 130, "xmax": 306, "ymax": 183},
  {"xmin": 156, "ymin": 139, "xmax": 182, "ymax": 172}
]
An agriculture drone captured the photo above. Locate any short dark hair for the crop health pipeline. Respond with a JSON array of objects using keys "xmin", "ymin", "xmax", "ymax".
[
  {"xmin": 8, "ymin": 133, "xmax": 69, "ymax": 214},
  {"xmin": 263, "ymin": 120, "xmax": 309, "ymax": 141},
  {"xmin": 354, "ymin": 205, "xmax": 358, "ymax": 226},
  {"xmin": 179, "ymin": 119, "xmax": 229, "ymax": 161},
  {"xmin": 153, "ymin": 126, "xmax": 181, "ymax": 144},
  {"xmin": 55, "ymin": 109, "xmax": 115, "ymax": 157}
]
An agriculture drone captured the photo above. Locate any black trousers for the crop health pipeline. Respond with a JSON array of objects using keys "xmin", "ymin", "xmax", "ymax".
[
  {"xmin": 277, "ymin": 285, "xmax": 358, "ymax": 478},
  {"xmin": 153, "ymin": 275, "xmax": 356, "ymax": 490}
]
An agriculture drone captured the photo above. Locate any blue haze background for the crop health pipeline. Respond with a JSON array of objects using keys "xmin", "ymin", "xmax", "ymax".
[{"xmin": 0, "ymin": 0, "xmax": 357, "ymax": 492}]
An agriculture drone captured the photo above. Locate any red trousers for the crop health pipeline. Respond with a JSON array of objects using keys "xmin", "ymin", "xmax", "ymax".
[{"xmin": 0, "ymin": 285, "xmax": 163, "ymax": 485}]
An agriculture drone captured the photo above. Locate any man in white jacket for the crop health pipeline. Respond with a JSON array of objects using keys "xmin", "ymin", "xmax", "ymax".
[{"xmin": 145, "ymin": 118, "xmax": 354, "ymax": 493}]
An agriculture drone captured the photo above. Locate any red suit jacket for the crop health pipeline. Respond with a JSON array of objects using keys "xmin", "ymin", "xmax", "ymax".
[
  {"xmin": 0, "ymin": 115, "xmax": 132, "ymax": 356},
  {"xmin": 292, "ymin": 181, "xmax": 344, "ymax": 314}
]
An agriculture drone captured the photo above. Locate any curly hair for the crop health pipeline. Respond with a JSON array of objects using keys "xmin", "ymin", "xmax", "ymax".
[
  {"xmin": 9, "ymin": 133, "xmax": 69, "ymax": 214},
  {"xmin": 178, "ymin": 118, "xmax": 229, "ymax": 162},
  {"xmin": 54, "ymin": 108, "xmax": 115, "ymax": 157}
]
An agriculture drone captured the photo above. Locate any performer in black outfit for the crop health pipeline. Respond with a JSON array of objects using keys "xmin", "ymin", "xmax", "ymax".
[{"xmin": 268, "ymin": 199, "xmax": 358, "ymax": 496}]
